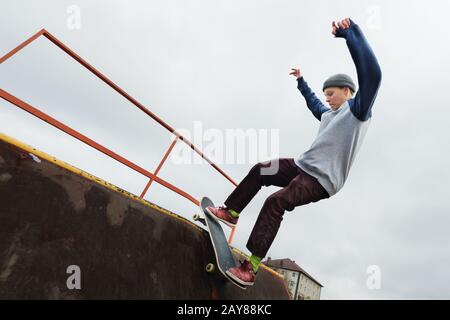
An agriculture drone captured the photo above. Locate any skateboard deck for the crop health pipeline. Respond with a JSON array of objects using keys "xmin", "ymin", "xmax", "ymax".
[{"xmin": 198, "ymin": 197, "xmax": 246, "ymax": 290}]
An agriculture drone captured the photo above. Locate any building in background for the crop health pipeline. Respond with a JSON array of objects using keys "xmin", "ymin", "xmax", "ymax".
[{"xmin": 263, "ymin": 258, "xmax": 323, "ymax": 300}]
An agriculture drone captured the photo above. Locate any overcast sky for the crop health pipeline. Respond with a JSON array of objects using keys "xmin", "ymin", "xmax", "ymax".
[{"xmin": 1, "ymin": 0, "xmax": 450, "ymax": 300}]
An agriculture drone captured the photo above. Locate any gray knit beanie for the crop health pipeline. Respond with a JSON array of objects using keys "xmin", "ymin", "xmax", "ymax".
[{"xmin": 323, "ymin": 74, "xmax": 356, "ymax": 93}]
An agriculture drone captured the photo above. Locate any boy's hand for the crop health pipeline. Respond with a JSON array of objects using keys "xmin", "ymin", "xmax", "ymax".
[
  {"xmin": 332, "ymin": 18, "xmax": 353, "ymax": 38},
  {"xmin": 290, "ymin": 68, "xmax": 302, "ymax": 79}
]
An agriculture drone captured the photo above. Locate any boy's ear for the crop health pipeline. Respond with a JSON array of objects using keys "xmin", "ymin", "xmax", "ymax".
[{"xmin": 344, "ymin": 87, "xmax": 353, "ymax": 96}]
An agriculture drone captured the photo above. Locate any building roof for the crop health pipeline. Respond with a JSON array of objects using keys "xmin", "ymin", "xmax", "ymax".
[{"xmin": 262, "ymin": 258, "xmax": 323, "ymax": 287}]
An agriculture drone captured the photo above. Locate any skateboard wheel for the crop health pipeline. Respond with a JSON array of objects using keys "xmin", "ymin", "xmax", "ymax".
[
  {"xmin": 206, "ymin": 263, "xmax": 215, "ymax": 273},
  {"xmin": 193, "ymin": 214, "xmax": 200, "ymax": 221}
]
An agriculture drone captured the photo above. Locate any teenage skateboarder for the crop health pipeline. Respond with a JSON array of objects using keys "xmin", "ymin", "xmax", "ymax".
[{"xmin": 207, "ymin": 17, "xmax": 382, "ymax": 286}]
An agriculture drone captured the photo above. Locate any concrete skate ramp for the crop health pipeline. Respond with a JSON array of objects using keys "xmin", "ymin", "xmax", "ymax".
[{"xmin": 0, "ymin": 133, "xmax": 290, "ymax": 299}]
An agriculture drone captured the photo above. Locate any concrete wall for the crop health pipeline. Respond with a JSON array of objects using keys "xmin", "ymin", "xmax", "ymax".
[
  {"xmin": 0, "ymin": 135, "xmax": 290, "ymax": 300},
  {"xmin": 298, "ymin": 274, "xmax": 321, "ymax": 300},
  {"xmin": 271, "ymin": 267, "xmax": 321, "ymax": 300}
]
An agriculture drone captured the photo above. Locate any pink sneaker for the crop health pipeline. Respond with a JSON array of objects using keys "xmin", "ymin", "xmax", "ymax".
[
  {"xmin": 226, "ymin": 260, "xmax": 256, "ymax": 286},
  {"xmin": 206, "ymin": 205, "xmax": 238, "ymax": 227}
]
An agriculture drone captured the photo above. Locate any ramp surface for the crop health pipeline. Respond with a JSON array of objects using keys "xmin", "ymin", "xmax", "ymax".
[{"xmin": 0, "ymin": 134, "xmax": 290, "ymax": 300}]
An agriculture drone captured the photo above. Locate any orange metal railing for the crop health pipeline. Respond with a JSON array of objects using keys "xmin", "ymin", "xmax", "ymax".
[{"xmin": 0, "ymin": 29, "xmax": 239, "ymax": 243}]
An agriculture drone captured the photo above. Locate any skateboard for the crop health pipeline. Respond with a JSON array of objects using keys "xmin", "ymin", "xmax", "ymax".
[{"xmin": 193, "ymin": 197, "xmax": 246, "ymax": 290}]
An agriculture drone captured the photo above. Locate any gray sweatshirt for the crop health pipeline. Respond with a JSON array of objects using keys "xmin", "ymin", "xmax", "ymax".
[{"xmin": 294, "ymin": 20, "xmax": 382, "ymax": 196}]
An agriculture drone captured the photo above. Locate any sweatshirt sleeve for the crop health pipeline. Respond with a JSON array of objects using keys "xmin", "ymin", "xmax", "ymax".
[
  {"xmin": 335, "ymin": 19, "xmax": 382, "ymax": 121},
  {"xmin": 297, "ymin": 77, "xmax": 330, "ymax": 121}
]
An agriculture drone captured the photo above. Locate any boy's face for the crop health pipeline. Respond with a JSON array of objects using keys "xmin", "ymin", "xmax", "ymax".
[{"xmin": 324, "ymin": 87, "xmax": 352, "ymax": 111}]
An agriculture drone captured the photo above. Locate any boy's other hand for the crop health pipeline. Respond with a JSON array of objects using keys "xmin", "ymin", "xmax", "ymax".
[
  {"xmin": 332, "ymin": 18, "xmax": 352, "ymax": 36},
  {"xmin": 290, "ymin": 68, "xmax": 302, "ymax": 79}
]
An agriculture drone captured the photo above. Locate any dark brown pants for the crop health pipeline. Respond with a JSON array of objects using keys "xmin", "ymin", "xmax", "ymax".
[{"xmin": 224, "ymin": 158, "xmax": 330, "ymax": 258}]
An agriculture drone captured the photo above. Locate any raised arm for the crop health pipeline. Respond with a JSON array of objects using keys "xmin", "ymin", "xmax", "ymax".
[
  {"xmin": 290, "ymin": 68, "xmax": 329, "ymax": 121},
  {"xmin": 333, "ymin": 18, "xmax": 382, "ymax": 121}
]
